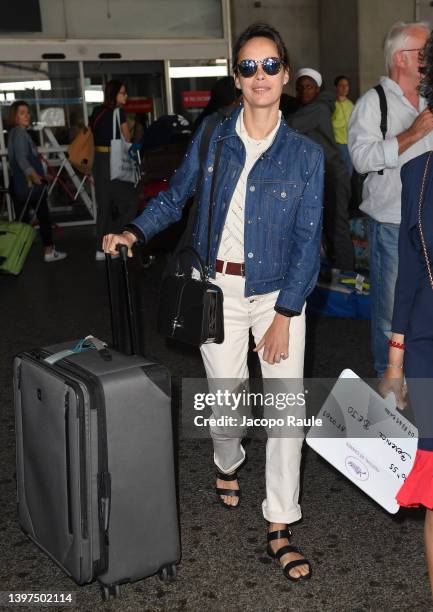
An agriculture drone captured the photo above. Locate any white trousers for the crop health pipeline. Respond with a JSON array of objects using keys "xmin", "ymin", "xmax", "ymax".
[{"xmin": 200, "ymin": 272, "xmax": 306, "ymax": 524}]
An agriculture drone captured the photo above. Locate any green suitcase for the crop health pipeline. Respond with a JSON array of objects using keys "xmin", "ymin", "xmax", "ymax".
[
  {"xmin": 0, "ymin": 184, "xmax": 49, "ymax": 275},
  {"xmin": 0, "ymin": 220, "xmax": 35, "ymax": 275}
]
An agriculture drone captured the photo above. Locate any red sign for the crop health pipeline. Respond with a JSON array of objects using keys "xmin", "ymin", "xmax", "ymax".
[
  {"xmin": 181, "ymin": 90, "xmax": 211, "ymax": 108},
  {"xmin": 124, "ymin": 97, "xmax": 153, "ymax": 113}
]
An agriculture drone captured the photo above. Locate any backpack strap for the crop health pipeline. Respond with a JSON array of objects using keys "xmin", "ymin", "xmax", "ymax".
[
  {"xmin": 162, "ymin": 109, "xmax": 229, "ymax": 277},
  {"xmin": 198, "ymin": 110, "xmax": 226, "ymax": 165},
  {"xmin": 373, "ymin": 84, "xmax": 388, "ymax": 175},
  {"xmin": 205, "ymin": 137, "xmax": 223, "ymax": 272}
]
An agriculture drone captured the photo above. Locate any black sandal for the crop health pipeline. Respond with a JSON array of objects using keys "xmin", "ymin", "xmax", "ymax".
[
  {"xmin": 215, "ymin": 470, "xmax": 240, "ymax": 509},
  {"xmin": 267, "ymin": 527, "xmax": 312, "ymax": 582}
]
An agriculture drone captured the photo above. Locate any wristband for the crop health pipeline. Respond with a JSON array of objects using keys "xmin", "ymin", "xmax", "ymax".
[
  {"xmin": 387, "ymin": 363, "xmax": 403, "ymax": 369},
  {"xmin": 389, "ymin": 340, "xmax": 405, "ymax": 350}
]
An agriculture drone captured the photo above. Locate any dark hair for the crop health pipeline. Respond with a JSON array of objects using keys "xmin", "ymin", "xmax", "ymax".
[
  {"xmin": 9, "ymin": 100, "xmax": 29, "ymax": 125},
  {"xmin": 193, "ymin": 76, "xmax": 241, "ymax": 131},
  {"xmin": 232, "ymin": 23, "xmax": 289, "ymax": 72},
  {"xmin": 104, "ymin": 79, "xmax": 125, "ymax": 108},
  {"xmin": 419, "ymin": 33, "xmax": 433, "ymax": 109},
  {"xmin": 334, "ymin": 75, "xmax": 349, "ymax": 86},
  {"xmin": 205, "ymin": 77, "xmax": 240, "ymax": 112},
  {"xmin": 279, "ymin": 93, "xmax": 299, "ymax": 119}
]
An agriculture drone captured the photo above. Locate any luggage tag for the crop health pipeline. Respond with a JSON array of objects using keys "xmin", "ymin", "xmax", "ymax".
[{"xmin": 44, "ymin": 335, "xmax": 111, "ymax": 364}]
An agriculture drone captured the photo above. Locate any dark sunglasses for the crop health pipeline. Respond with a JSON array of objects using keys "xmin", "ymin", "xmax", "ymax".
[{"xmin": 236, "ymin": 57, "xmax": 283, "ymax": 78}]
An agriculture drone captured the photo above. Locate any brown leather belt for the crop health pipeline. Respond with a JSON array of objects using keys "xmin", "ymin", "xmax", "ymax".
[{"xmin": 215, "ymin": 259, "xmax": 245, "ymax": 276}]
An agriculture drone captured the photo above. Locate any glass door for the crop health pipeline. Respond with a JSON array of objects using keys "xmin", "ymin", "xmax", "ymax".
[
  {"xmin": 0, "ymin": 60, "xmax": 94, "ymax": 224},
  {"xmin": 168, "ymin": 59, "xmax": 229, "ymax": 125},
  {"xmin": 83, "ymin": 60, "xmax": 166, "ymax": 141}
]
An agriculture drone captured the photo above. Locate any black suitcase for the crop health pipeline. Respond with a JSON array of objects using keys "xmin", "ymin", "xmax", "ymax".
[{"xmin": 13, "ymin": 246, "xmax": 180, "ymax": 599}]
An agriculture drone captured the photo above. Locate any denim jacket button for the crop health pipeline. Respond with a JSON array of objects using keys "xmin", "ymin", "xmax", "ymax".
[
  {"xmin": 247, "ymin": 252, "xmax": 254, "ymax": 258},
  {"xmin": 208, "ymin": 166, "xmax": 213, "ymax": 173},
  {"xmin": 281, "ymin": 191, "xmax": 287, "ymax": 198},
  {"xmin": 249, "ymin": 185, "xmax": 255, "ymax": 192}
]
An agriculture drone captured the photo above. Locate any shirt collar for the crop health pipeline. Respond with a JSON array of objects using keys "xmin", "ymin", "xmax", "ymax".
[
  {"xmin": 236, "ymin": 107, "xmax": 281, "ymax": 146},
  {"xmin": 380, "ymin": 75, "xmax": 404, "ymax": 97},
  {"xmin": 380, "ymin": 75, "xmax": 427, "ymax": 111},
  {"xmin": 216, "ymin": 105, "xmax": 295, "ymax": 173}
]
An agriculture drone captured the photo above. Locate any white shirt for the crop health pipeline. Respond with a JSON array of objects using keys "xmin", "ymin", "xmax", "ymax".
[
  {"xmin": 217, "ymin": 108, "xmax": 281, "ymax": 262},
  {"xmin": 348, "ymin": 75, "xmax": 433, "ymax": 224}
]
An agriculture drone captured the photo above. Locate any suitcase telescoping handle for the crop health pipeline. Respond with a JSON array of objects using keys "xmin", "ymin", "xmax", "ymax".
[
  {"xmin": 18, "ymin": 183, "xmax": 48, "ymax": 223},
  {"xmin": 105, "ymin": 244, "xmax": 138, "ymax": 355}
]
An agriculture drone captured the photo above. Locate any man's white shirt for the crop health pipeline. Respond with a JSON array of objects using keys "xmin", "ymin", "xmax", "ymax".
[{"xmin": 348, "ymin": 75, "xmax": 433, "ymax": 224}]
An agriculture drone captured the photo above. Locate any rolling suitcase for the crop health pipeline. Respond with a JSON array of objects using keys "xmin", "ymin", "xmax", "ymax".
[
  {"xmin": 0, "ymin": 185, "xmax": 47, "ymax": 275},
  {"xmin": 13, "ymin": 246, "xmax": 180, "ymax": 599}
]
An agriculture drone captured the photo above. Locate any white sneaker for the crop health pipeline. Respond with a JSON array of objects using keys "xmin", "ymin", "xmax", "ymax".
[
  {"xmin": 44, "ymin": 249, "xmax": 67, "ymax": 263},
  {"xmin": 95, "ymin": 250, "xmax": 106, "ymax": 261}
]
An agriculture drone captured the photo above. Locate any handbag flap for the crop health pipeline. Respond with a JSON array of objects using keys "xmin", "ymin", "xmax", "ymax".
[{"xmin": 157, "ymin": 274, "xmax": 223, "ymax": 345}]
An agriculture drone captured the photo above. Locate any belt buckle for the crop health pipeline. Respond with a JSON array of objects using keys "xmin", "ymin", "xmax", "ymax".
[{"xmin": 221, "ymin": 260, "xmax": 228, "ymax": 275}]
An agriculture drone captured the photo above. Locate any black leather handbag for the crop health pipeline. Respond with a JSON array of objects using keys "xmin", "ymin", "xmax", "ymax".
[
  {"xmin": 157, "ymin": 246, "xmax": 224, "ymax": 346},
  {"xmin": 157, "ymin": 135, "xmax": 224, "ymax": 347}
]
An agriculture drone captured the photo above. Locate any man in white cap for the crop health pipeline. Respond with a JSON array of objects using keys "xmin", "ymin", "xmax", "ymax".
[
  {"xmin": 296, "ymin": 68, "xmax": 323, "ymax": 103},
  {"xmin": 287, "ymin": 68, "xmax": 354, "ymax": 274}
]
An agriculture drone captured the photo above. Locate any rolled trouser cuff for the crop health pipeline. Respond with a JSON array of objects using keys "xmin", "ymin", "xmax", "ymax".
[
  {"xmin": 262, "ymin": 502, "xmax": 302, "ymax": 525},
  {"xmin": 213, "ymin": 442, "xmax": 246, "ymax": 474}
]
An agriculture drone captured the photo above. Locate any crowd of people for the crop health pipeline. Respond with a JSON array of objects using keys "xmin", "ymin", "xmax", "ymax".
[{"xmin": 6, "ymin": 17, "xmax": 433, "ymax": 598}]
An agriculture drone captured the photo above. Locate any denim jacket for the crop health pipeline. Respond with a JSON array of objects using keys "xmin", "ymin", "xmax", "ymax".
[
  {"xmin": 129, "ymin": 106, "xmax": 324, "ymax": 313},
  {"xmin": 8, "ymin": 126, "xmax": 44, "ymax": 198}
]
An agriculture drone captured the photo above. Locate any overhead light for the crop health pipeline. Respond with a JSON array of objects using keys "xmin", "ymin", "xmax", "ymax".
[
  {"xmin": 169, "ymin": 66, "xmax": 228, "ymax": 79},
  {"xmin": 0, "ymin": 80, "xmax": 51, "ymax": 91},
  {"xmin": 0, "ymin": 92, "xmax": 16, "ymax": 102},
  {"xmin": 85, "ymin": 89, "xmax": 104, "ymax": 103}
]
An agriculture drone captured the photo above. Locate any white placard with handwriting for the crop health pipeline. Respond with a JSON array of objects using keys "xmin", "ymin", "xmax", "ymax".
[{"xmin": 306, "ymin": 369, "xmax": 418, "ymax": 514}]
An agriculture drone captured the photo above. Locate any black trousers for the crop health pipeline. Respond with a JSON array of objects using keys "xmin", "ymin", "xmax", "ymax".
[
  {"xmin": 323, "ymin": 165, "xmax": 355, "ymax": 271},
  {"xmin": 12, "ymin": 184, "xmax": 53, "ymax": 247},
  {"xmin": 93, "ymin": 152, "xmax": 140, "ymax": 250}
]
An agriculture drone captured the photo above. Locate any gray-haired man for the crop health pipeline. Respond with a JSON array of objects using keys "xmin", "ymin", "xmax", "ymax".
[{"xmin": 349, "ymin": 21, "xmax": 433, "ymax": 377}]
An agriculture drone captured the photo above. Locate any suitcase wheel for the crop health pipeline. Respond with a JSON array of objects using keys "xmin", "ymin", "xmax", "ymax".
[
  {"xmin": 158, "ymin": 563, "xmax": 177, "ymax": 583},
  {"xmin": 100, "ymin": 584, "xmax": 121, "ymax": 600}
]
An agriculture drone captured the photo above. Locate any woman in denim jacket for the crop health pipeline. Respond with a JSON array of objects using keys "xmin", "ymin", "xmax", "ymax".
[{"xmin": 104, "ymin": 23, "xmax": 324, "ymax": 583}]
